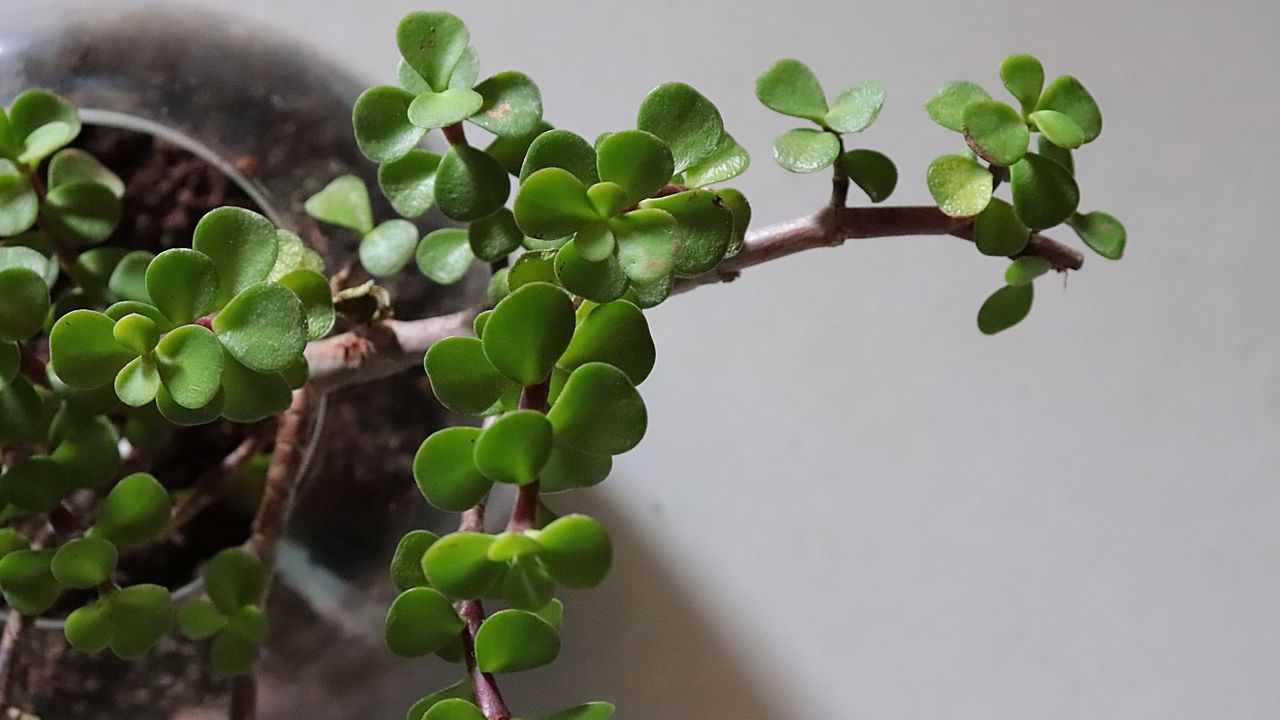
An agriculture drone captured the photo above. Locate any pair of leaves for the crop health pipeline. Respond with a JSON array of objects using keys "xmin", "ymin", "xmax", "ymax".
[
  {"xmin": 2, "ymin": 90, "xmax": 81, "ymax": 167},
  {"xmin": 64, "ymin": 584, "xmax": 173, "ymax": 660},
  {"xmin": 757, "ymin": 59, "xmax": 886, "ymax": 176},
  {"xmin": 174, "ymin": 548, "xmax": 268, "ymax": 674},
  {"xmin": 636, "ymin": 82, "xmax": 749, "ymax": 186}
]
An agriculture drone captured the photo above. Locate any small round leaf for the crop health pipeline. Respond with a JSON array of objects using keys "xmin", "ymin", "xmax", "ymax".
[
  {"xmin": 824, "ymin": 81, "xmax": 884, "ymax": 134},
  {"xmin": 212, "ymin": 282, "xmax": 306, "ymax": 373},
  {"xmin": 756, "ymin": 59, "xmax": 828, "ymax": 122},
  {"xmin": 1009, "ymin": 152, "xmax": 1080, "ymax": 230},
  {"xmin": 595, "ymin": 131, "xmax": 674, "ymax": 204},
  {"xmin": 413, "ymin": 427, "xmax": 494, "ymax": 512},
  {"xmin": 304, "ymin": 175, "xmax": 373, "ymax": 233},
  {"xmin": 434, "ymin": 145, "xmax": 511, "ymax": 222},
  {"xmin": 474, "ymin": 410, "xmax": 554, "ymax": 485},
  {"xmin": 772, "ymin": 128, "xmax": 839, "ymax": 173},
  {"xmin": 416, "ymin": 228, "xmax": 476, "ymax": 285},
  {"xmin": 192, "ymin": 207, "xmax": 279, "ymax": 307},
  {"xmin": 146, "ymin": 249, "xmax": 219, "ymax": 326},
  {"xmin": 385, "ymin": 587, "xmax": 466, "ymax": 658},
  {"xmin": 547, "ymin": 362, "xmax": 646, "ymax": 455},
  {"xmin": 424, "ymin": 336, "xmax": 515, "ymax": 414},
  {"xmin": 977, "ymin": 284, "xmax": 1034, "ymax": 335},
  {"xmin": 156, "ymin": 325, "xmax": 223, "ymax": 410},
  {"xmin": 536, "ymin": 514, "xmax": 612, "ymax": 589},
  {"xmin": 353, "ymin": 86, "xmax": 426, "ymax": 164},
  {"xmin": 93, "ymin": 473, "xmax": 172, "ymax": 547},
  {"xmin": 482, "ymin": 282, "xmax": 576, "ymax": 386},
  {"xmin": 470, "ymin": 71, "xmax": 543, "ymax": 138},
  {"xmin": 926, "ymin": 154, "xmax": 993, "ymax": 218},
  {"xmin": 51, "ymin": 536, "xmax": 117, "ymax": 590},
  {"xmin": 474, "ymin": 609, "xmax": 560, "ymax": 673}
]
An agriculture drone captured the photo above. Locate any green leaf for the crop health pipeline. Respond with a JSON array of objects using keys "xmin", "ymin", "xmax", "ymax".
[
  {"xmin": 1067, "ymin": 211, "xmax": 1126, "ymax": 260},
  {"xmin": 106, "ymin": 250, "xmax": 154, "ymax": 304},
  {"xmin": 474, "ymin": 609, "xmax": 560, "ymax": 673},
  {"xmin": 507, "ymin": 252, "xmax": 556, "ymax": 294},
  {"xmin": 178, "ymin": 599, "xmax": 227, "ymax": 641},
  {"xmin": 0, "ymin": 456, "xmax": 67, "ymax": 513},
  {"xmin": 520, "ymin": 129, "xmax": 598, "ymax": 185},
  {"xmin": 267, "ymin": 230, "xmax": 322, "ymax": 282},
  {"xmin": 51, "ymin": 536, "xmax": 117, "ymax": 590},
  {"xmin": 48, "ymin": 148, "xmax": 124, "ymax": 197},
  {"xmin": 488, "ymin": 268, "xmax": 510, "ymax": 306},
  {"xmin": 192, "ymin": 207, "xmax": 279, "ymax": 308},
  {"xmin": 486, "ymin": 532, "xmax": 540, "ymax": 563},
  {"xmin": 155, "ymin": 325, "xmax": 223, "ymax": 409},
  {"xmin": 423, "ymin": 699, "xmax": 486, "ymax": 720},
  {"xmin": 755, "ymin": 59, "xmax": 828, "ymax": 122},
  {"xmin": 841, "ymin": 149, "xmax": 897, "ymax": 203},
  {"xmin": 963, "ymin": 100, "xmax": 1029, "ymax": 166},
  {"xmin": 218, "ymin": 351, "xmax": 292, "ymax": 423},
  {"xmin": 146, "ymin": 248, "xmax": 219, "ymax": 326},
  {"xmin": 44, "ymin": 181, "xmax": 121, "ymax": 246},
  {"xmin": 825, "ymin": 81, "xmax": 884, "ymax": 133},
  {"xmin": 93, "ymin": 473, "xmax": 171, "ymax": 546},
  {"xmin": 572, "ymin": 222, "xmax": 615, "ymax": 262},
  {"xmin": 103, "ymin": 301, "xmax": 172, "ymax": 331},
  {"xmin": 925, "ymin": 81, "xmax": 991, "ymax": 132},
  {"xmin": 717, "ymin": 188, "xmax": 751, "ymax": 258},
  {"xmin": 204, "ymin": 548, "xmax": 266, "ymax": 614},
  {"xmin": 0, "ymin": 341, "xmax": 16, "ymax": 387},
  {"xmin": 1000, "ymin": 54, "xmax": 1045, "ymax": 112},
  {"xmin": 449, "ymin": 46, "xmax": 481, "ymax": 90},
  {"xmin": 423, "ymin": 532, "xmax": 505, "ymax": 598},
  {"xmin": 474, "ymin": 410, "xmax": 554, "ymax": 485},
  {"xmin": 397, "ymin": 12, "xmax": 471, "ymax": 93},
  {"xmin": 413, "ymin": 427, "xmax": 494, "ymax": 512},
  {"xmin": 434, "ymin": 145, "xmax": 511, "ymax": 221},
  {"xmin": 972, "ymin": 198, "xmax": 1030, "ymax": 257},
  {"xmin": 468, "ymin": 208, "xmax": 523, "ymax": 262},
  {"xmin": 514, "ymin": 167, "xmax": 596, "ymax": 239},
  {"xmin": 1005, "ymin": 256, "xmax": 1052, "ymax": 286},
  {"xmin": 587, "ymin": 182, "xmax": 629, "ymax": 220},
  {"xmin": 49, "ymin": 310, "xmax": 134, "ymax": 388},
  {"xmin": 1035, "ymin": 76, "xmax": 1102, "ymax": 143},
  {"xmin": 482, "ymin": 282, "xmax": 576, "ymax": 385},
  {"xmin": 416, "ymin": 228, "xmax": 476, "ymax": 285},
  {"xmin": 0, "ymin": 110, "xmax": 14, "ymax": 160},
  {"xmin": 636, "ymin": 82, "xmax": 724, "ymax": 173},
  {"xmin": 1037, "ymin": 135, "xmax": 1074, "ymax": 174},
  {"xmin": 470, "ymin": 71, "xmax": 543, "ymax": 138},
  {"xmin": 612, "ymin": 208, "xmax": 675, "ymax": 285},
  {"xmin": 554, "ymin": 240, "xmax": 627, "ymax": 304},
  {"xmin": 501, "ymin": 555, "xmax": 554, "ymax": 611},
  {"xmin": 353, "ymin": 86, "xmax": 425, "ymax": 164},
  {"xmin": 640, "ymin": 189, "xmax": 734, "ymax": 276},
  {"xmin": 772, "ymin": 128, "xmax": 839, "ymax": 173},
  {"xmin": 977, "ymin": 284, "xmax": 1034, "ymax": 335},
  {"xmin": 595, "ymin": 130, "xmax": 674, "ymax": 204},
  {"xmin": 360, "ymin": 219, "xmax": 418, "ymax": 277},
  {"xmin": 213, "ymin": 282, "xmax": 306, "ymax": 373},
  {"xmin": 277, "ymin": 269, "xmax": 335, "ymax": 340},
  {"xmin": 391, "ymin": 530, "xmax": 438, "ymax": 591},
  {"xmin": 424, "ymin": 336, "xmax": 515, "ymax": 414},
  {"xmin": 0, "ymin": 165, "xmax": 37, "ymax": 236},
  {"xmin": 210, "ymin": 627, "xmax": 257, "ymax": 675},
  {"xmin": 50, "ymin": 414, "xmax": 120, "ymax": 489},
  {"xmin": 559, "ymin": 301, "xmax": 654, "ymax": 385},
  {"xmin": 516, "ymin": 703, "xmax": 616, "ymax": 720},
  {"xmin": 0, "ymin": 245, "xmax": 54, "ymax": 287},
  {"xmin": 535, "ymin": 514, "xmax": 611, "ymax": 589},
  {"xmin": 0, "ymin": 377, "xmax": 46, "ymax": 445},
  {"xmin": 536, "ymin": 598, "xmax": 564, "ymax": 631},
  {"xmin": 65, "ymin": 601, "xmax": 113, "ymax": 652},
  {"xmin": 385, "ymin": 587, "xmax": 466, "ymax": 657},
  {"xmin": 0, "ymin": 267, "xmax": 48, "ymax": 342},
  {"xmin": 1029, "ymin": 110, "xmax": 1085, "ymax": 149},
  {"xmin": 489, "ymin": 121, "xmax": 553, "ymax": 177},
  {"xmin": 304, "ymin": 175, "xmax": 373, "ymax": 233},
  {"xmin": 547, "ymin": 362, "xmax": 646, "ymax": 455},
  {"xmin": 0, "ymin": 549, "xmax": 59, "ymax": 615},
  {"xmin": 156, "ymin": 385, "xmax": 224, "ymax": 427},
  {"xmin": 409, "ymin": 88, "xmax": 485, "ymax": 130},
  {"xmin": 1009, "ymin": 152, "xmax": 1080, "ymax": 230},
  {"xmin": 926, "ymin": 154, "xmax": 993, "ymax": 218},
  {"xmin": 378, "ymin": 150, "xmax": 441, "ymax": 218},
  {"xmin": 683, "ymin": 132, "xmax": 750, "ymax": 187},
  {"xmin": 540, "ymin": 441, "xmax": 612, "ymax": 494},
  {"xmin": 8, "ymin": 90, "xmax": 80, "ymax": 165},
  {"xmin": 107, "ymin": 584, "xmax": 173, "ymax": 660}
]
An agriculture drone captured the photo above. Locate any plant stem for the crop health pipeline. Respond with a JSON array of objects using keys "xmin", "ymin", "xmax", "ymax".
[
  {"xmin": 450, "ymin": 500, "xmax": 513, "ymax": 720},
  {"xmin": 442, "ymin": 122, "xmax": 469, "ymax": 146},
  {"xmin": 232, "ymin": 389, "xmax": 315, "ymax": 720},
  {"xmin": 830, "ymin": 136, "xmax": 849, "ymax": 207},
  {"xmin": 229, "ymin": 674, "xmax": 257, "ymax": 720},
  {"xmin": 0, "ymin": 610, "xmax": 30, "ymax": 713},
  {"xmin": 302, "ymin": 204, "xmax": 1081, "ymax": 394},
  {"xmin": 506, "ymin": 382, "xmax": 549, "ymax": 533}
]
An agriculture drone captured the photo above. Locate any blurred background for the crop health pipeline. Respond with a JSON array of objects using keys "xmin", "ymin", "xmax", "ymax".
[{"xmin": 9, "ymin": 0, "xmax": 1280, "ymax": 718}]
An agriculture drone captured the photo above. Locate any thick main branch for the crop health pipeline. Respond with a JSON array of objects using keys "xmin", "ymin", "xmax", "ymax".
[{"xmin": 303, "ymin": 205, "xmax": 1082, "ymax": 393}]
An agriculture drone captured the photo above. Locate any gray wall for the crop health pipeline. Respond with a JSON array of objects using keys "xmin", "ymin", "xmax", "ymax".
[{"xmin": 27, "ymin": 0, "xmax": 1280, "ymax": 717}]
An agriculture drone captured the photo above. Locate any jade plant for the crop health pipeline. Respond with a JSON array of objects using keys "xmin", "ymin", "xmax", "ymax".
[{"xmin": 0, "ymin": 9, "xmax": 1125, "ymax": 720}]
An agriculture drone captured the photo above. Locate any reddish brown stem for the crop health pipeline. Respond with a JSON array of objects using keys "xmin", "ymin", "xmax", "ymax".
[
  {"xmin": 506, "ymin": 383, "xmax": 549, "ymax": 533},
  {"xmin": 229, "ymin": 674, "xmax": 257, "ymax": 720},
  {"xmin": 0, "ymin": 610, "xmax": 30, "ymax": 713},
  {"xmin": 459, "ymin": 598, "xmax": 512, "ymax": 720},
  {"xmin": 442, "ymin": 123, "xmax": 469, "ymax": 146}
]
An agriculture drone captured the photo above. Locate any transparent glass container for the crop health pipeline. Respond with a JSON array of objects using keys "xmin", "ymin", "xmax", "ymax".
[{"xmin": 0, "ymin": 5, "xmax": 470, "ymax": 718}]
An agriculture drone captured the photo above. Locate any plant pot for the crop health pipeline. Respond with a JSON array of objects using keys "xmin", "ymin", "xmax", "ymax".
[{"xmin": 1, "ymin": 6, "xmax": 466, "ymax": 718}]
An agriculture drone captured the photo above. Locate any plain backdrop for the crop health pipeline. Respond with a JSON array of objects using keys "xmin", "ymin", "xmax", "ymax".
[{"xmin": 16, "ymin": 0, "xmax": 1280, "ymax": 718}]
